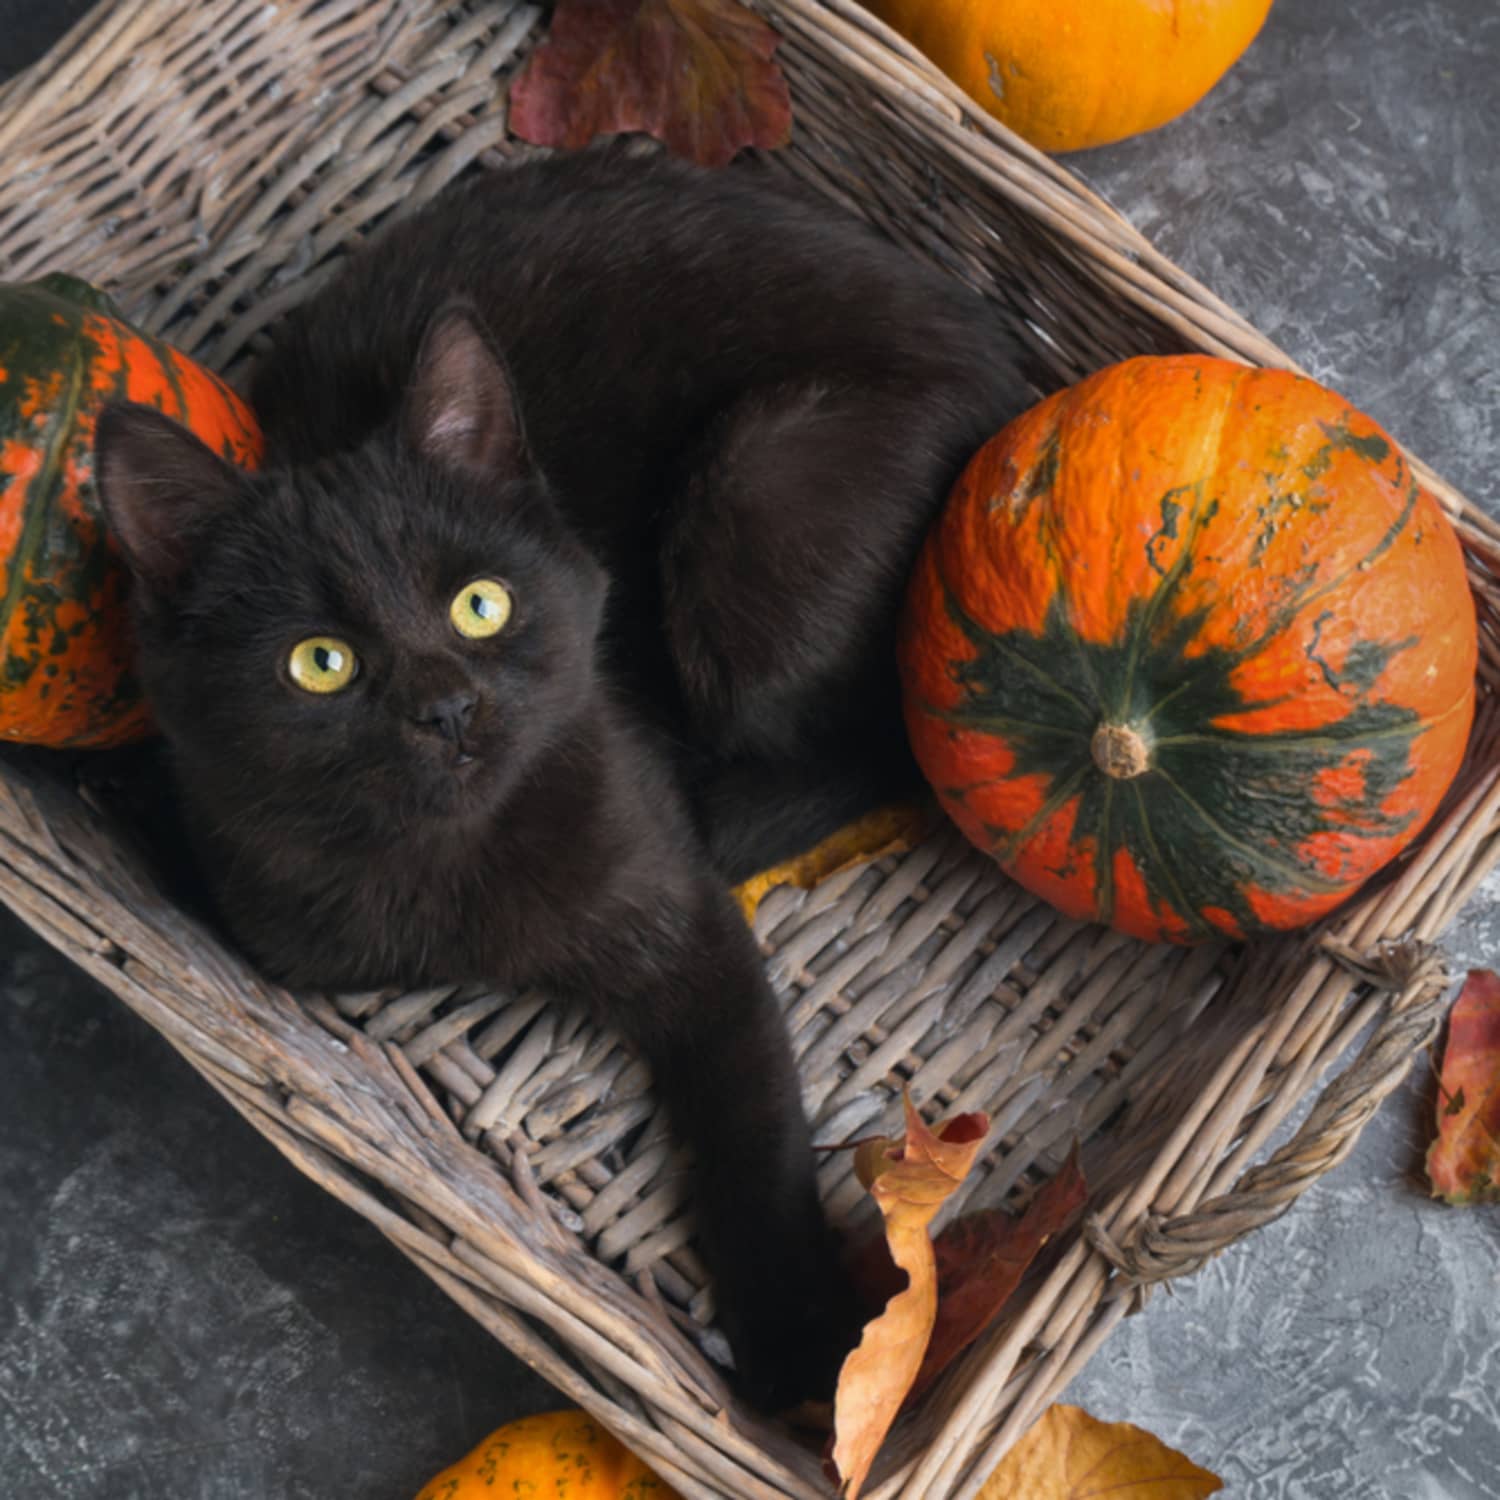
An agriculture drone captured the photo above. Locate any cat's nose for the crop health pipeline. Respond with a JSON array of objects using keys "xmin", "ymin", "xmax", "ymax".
[{"xmin": 412, "ymin": 691, "xmax": 477, "ymax": 742}]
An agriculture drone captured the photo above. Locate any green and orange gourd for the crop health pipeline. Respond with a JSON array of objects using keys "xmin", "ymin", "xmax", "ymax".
[
  {"xmin": 899, "ymin": 354, "xmax": 1477, "ymax": 944},
  {"xmin": 0, "ymin": 272, "xmax": 261, "ymax": 748}
]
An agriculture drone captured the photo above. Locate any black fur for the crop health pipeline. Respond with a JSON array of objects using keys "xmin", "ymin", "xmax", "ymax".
[{"xmin": 93, "ymin": 150, "xmax": 1032, "ymax": 1408}]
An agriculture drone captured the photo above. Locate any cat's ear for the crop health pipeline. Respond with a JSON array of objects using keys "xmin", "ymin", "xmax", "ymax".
[
  {"xmin": 402, "ymin": 305, "xmax": 527, "ymax": 480},
  {"xmin": 93, "ymin": 403, "xmax": 244, "ymax": 601}
]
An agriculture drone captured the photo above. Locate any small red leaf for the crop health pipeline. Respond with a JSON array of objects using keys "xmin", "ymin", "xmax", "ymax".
[
  {"xmin": 1427, "ymin": 968, "xmax": 1500, "ymax": 1204},
  {"xmin": 912, "ymin": 1146, "xmax": 1087, "ymax": 1399},
  {"xmin": 846, "ymin": 1147, "xmax": 1087, "ymax": 1404},
  {"xmin": 510, "ymin": 0, "xmax": 793, "ymax": 168}
]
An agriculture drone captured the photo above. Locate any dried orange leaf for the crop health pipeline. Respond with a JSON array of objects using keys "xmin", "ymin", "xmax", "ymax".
[
  {"xmin": 509, "ymin": 0, "xmax": 793, "ymax": 168},
  {"xmin": 977, "ymin": 1404, "xmax": 1223, "ymax": 1500},
  {"xmin": 734, "ymin": 803, "xmax": 928, "ymax": 922},
  {"xmin": 1427, "ymin": 967, "xmax": 1500, "ymax": 1204},
  {"xmin": 911, "ymin": 1147, "xmax": 1086, "ymax": 1400},
  {"xmin": 832, "ymin": 1095, "xmax": 989, "ymax": 1498}
]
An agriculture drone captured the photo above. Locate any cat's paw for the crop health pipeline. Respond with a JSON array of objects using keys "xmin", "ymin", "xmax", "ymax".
[{"xmin": 723, "ymin": 1251, "xmax": 866, "ymax": 1413}]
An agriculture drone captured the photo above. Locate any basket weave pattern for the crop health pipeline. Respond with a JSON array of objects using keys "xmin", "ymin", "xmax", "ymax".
[{"xmin": 2, "ymin": 4, "xmax": 1498, "ymax": 1497}]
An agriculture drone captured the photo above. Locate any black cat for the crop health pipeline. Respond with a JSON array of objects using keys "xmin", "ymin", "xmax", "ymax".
[{"xmin": 93, "ymin": 149, "xmax": 1032, "ymax": 1408}]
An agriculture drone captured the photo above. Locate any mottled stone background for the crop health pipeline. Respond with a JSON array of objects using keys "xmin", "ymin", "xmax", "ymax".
[
  {"xmin": 1065, "ymin": 7, "xmax": 1500, "ymax": 1496},
  {"xmin": 1, "ymin": 1, "xmax": 1497, "ymax": 1496}
]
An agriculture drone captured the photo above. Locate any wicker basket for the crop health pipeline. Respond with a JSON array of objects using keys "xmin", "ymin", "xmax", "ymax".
[{"xmin": 2, "ymin": 4, "xmax": 1497, "ymax": 1496}]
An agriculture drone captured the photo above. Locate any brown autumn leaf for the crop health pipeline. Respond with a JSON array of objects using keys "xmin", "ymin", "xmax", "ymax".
[
  {"xmin": 911, "ymin": 1147, "xmax": 1087, "ymax": 1401},
  {"xmin": 1427, "ymin": 967, "xmax": 1500, "ymax": 1204},
  {"xmin": 844, "ymin": 1149, "xmax": 1088, "ymax": 1405},
  {"xmin": 832, "ymin": 1094, "xmax": 989, "ymax": 1499},
  {"xmin": 733, "ymin": 803, "xmax": 929, "ymax": 922},
  {"xmin": 977, "ymin": 1404, "xmax": 1223, "ymax": 1500},
  {"xmin": 509, "ymin": 0, "xmax": 793, "ymax": 168}
]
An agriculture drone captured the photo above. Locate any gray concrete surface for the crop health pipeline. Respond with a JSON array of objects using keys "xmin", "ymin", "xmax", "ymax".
[
  {"xmin": 2, "ymin": 1, "xmax": 1498, "ymax": 1496},
  {"xmin": 1064, "ymin": 7, "xmax": 1500, "ymax": 1494},
  {"xmin": 0, "ymin": 914, "xmax": 561, "ymax": 1500}
]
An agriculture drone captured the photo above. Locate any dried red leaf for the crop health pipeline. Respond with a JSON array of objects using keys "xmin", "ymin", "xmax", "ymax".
[
  {"xmin": 509, "ymin": 0, "xmax": 793, "ymax": 168},
  {"xmin": 844, "ymin": 1146, "xmax": 1087, "ymax": 1407},
  {"xmin": 1427, "ymin": 967, "xmax": 1500, "ymax": 1204},
  {"xmin": 912, "ymin": 1147, "xmax": 1087, "ymax": 1400}
]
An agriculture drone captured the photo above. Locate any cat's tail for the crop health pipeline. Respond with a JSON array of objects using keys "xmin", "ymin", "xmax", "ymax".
[{"xmin": 689, "ymin": 736, "xmax": 924, "ymax": 888}]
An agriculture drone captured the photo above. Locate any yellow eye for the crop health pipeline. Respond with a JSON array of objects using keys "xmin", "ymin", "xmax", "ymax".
[
  {"xmin": 287, "ymin": 636, "xmax": 358, "ymax": 694},
  {"xmin": 450, "ymin": 577, "xmax": 512, "ymax": 639}
]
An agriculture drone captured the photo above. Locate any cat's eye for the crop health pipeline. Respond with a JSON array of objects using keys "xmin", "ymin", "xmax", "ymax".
[
  {"xmin": 450, "ymin": 577, "xmax": 513, "ymax": 639},
  {"xmin": 287, "ymin": 636, "xmax": 358, "ymax": 694}
]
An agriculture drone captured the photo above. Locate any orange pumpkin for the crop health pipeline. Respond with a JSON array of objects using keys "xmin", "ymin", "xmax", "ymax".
[
  {"xmin": 415, "ymin": 1410, "xmax": 680, "ymax": 1499},
  {"xmin": 0, "ymin": 273, "xmax": 261, "ymax": 749},
  {"xmin": 898, "ymin": 355, "xmax": 1476, "ymax": 944},
  {"xmin": 863, "ymin": 0, "xmax": 1275, "ymax": 153}
]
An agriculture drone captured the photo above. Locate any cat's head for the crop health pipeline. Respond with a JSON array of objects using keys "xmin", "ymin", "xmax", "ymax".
[{"xmin": 93, "ymin": 307, "xmax": 607, "ymax": 857}]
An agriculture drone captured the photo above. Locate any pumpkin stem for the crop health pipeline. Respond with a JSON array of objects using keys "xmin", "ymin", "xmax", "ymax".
[{"xmin": 1091, "ymin": 722, "xmax": 1151, "ymax": 780}]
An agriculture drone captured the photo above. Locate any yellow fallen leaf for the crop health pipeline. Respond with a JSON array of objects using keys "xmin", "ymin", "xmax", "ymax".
[
  {"xmin": 832, "ymin": 1093, "xmax": 989, "ymax": 1498},
  {"xmin": 977, "ymin": 1404, "xmax": 1223, "ymax": 1499},
  {"xmin": 732, "ymin": 802, "xmax": 928, "ymax": 921}
]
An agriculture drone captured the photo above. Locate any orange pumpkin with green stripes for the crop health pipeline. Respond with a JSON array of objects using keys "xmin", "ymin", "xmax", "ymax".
[
  {"xmin": 0, "ymin": 273, "xmax": 261, "ymax": 748},
  {"xmin": 899, "ymin": 354, "xmax": 1477, "ymax": 943}
]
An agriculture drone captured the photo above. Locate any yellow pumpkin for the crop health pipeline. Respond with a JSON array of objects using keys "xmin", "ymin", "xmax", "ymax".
[
  {"xmin": 862, "ymin": 0, "xmax": 1275, "ymax": 153},
  {"xmin": 415, "ymin": 1410, "xmax": 680, "ymax": 1499}
]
